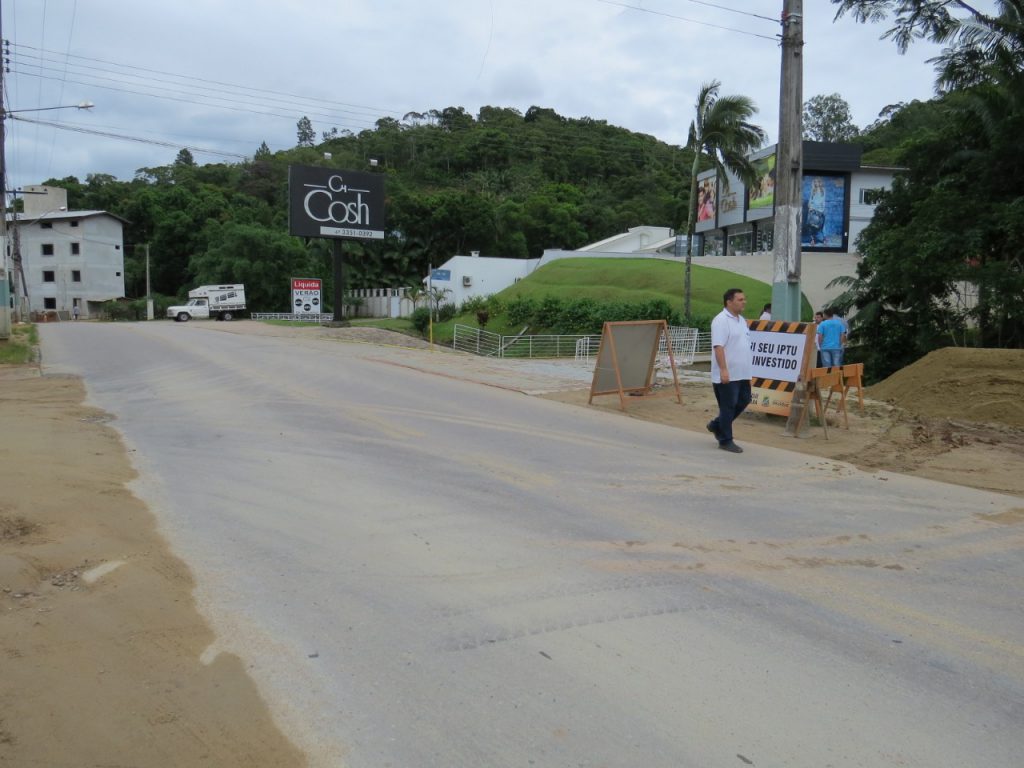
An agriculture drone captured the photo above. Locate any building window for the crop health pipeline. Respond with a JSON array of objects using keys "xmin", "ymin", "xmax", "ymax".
[
  {"xmin": 859, "ymin": 187, "xmax": 886, "ymax": 205},
  {"xmin": 43, "ymin": 270, "xmax": 55, "ymax": 282},
  {"xmin": 115, "ymin": 271, "xmax": 121, "ymax": 277},
  {"xmin": 44, "ymin": 298, "xmax": 57, "ymax": 310},
  {"xmin": 71, "ymin": 242, "xmax": 80, "ymax": 255},
  {"xmin": 41, "ymin": 221, "xmax": 53, "ymax": 229},
  {"xmin": 72, "ymin": 270, "xmax": 82, "ymax": 282},
  {"xmin": 70, "ymin": 220, "xmax": 80, "ymax": 227},
  {"xmin": 41, "ymin": 243, "xmax": 54, "ymax": 256}
]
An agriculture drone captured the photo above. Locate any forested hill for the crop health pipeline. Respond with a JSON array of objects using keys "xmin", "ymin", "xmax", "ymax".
[{"xmin": 43, "ymin": 105, "xmax": 693, "ymax": 304}]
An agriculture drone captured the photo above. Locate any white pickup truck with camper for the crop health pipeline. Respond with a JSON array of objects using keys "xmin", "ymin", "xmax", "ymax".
[{"xmin": 167, "ymin": 284, "xmax": 246, "ymax": 322}]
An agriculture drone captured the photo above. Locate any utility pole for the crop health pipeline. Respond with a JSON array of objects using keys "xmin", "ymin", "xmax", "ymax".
[
  {"xmin": 0, "ymin": 4, "xmax": 10, "ymax": 339},
  {"xmin": 771, "ymin": 0, "xmax": 804, "ymax": 321},
  {"xmin": 144, "ymin": 243, "xmax": 153, "ymax": 319}
]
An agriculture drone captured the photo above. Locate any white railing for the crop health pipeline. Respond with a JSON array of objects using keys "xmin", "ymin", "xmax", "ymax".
[
  {"xmin": 452, "ymin": 325, "xmax": 502, "ymax": 356},
  {"xmin": 453, "ymin": 324, "xmax": 593, "ymax": 359},
  {"xmin": 453, "ymin": 324, "xmax": 709, "ymax": 362},
  {"xmin": 660, "ymin": 327, "xmax": 699, "ymax": 365},
  {"xmin": 252, "ymin": 313, "xmax": 334, "ymax": 322}
]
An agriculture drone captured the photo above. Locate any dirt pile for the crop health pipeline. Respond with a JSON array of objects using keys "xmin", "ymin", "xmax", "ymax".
[{"xmin": 868, "ymin": 348, "xmax": 1024, "ymax": 428}]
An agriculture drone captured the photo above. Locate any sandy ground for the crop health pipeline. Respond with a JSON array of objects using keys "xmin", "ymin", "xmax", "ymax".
[
  {"xmin": 0, "ymin": 366, "xmax": 307, "ymax": 767},
  {"xmin": 2, "ymin": 325, "xmax": 1022, "ymax": 766}
]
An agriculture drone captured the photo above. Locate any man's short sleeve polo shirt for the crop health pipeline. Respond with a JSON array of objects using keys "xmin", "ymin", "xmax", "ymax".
[{"xmin": 710, "ymin": 308, "xmax": 752, "ymax": 384}]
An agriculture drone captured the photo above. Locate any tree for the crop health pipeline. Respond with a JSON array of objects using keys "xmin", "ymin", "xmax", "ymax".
[
  {"xmin": 831, "ymin": 1, "xmax": 1023, "ymax": 89},
  {"xmin": 296, "ymin": 116, "xmax": 315, "ymax": 147},
  {"xmin": 682, "ymin": 81, "xmax": 767, "ymax": 318},
  {"xmin": 174, "ymin": 148, "xmax": 196, "ymax": 167},
  {"xmin": 803, "ymin": 93, "xmax": 860, "ymax": 141},
  {"xmin": 829, "ymin": 0, "xmax": 1024, "ymax": 372}
]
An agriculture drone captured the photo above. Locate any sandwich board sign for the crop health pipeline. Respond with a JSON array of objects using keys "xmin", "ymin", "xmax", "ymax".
[
  {"xmin": 588, "ymin": 320, "xmax": 682, "ymax": 411},
  {"xmin": 746, "ymin": 319, "xmax": 817, "ymax": 416}
]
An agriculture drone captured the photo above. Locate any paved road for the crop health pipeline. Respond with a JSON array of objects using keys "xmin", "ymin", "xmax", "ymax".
[{"xmin": 40, "ymin": 322, "xmax": 1024, "ymax": 768}]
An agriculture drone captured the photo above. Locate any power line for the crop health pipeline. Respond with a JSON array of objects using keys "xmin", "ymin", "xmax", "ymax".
[
  {"xmin": 10, "ymin": 114, "xmax": 249, "ymax": 160},
  {"xmin": 8, "ymin": 68, "xmax": 380, "ymax": 132},
  {"xmin": 595, "ymin": 0, "xmax": 779, "ymax": 41},
  {"xmin": 678, "ymin": 0, "xmax": 779, "ymax": 24},
  {"xmin": 8, "ymin": 42, "xmax": 405, "ymax": 120},
  {"xmin": 9, "ymin": 46, "xmax": 390, "ymax": 123}
]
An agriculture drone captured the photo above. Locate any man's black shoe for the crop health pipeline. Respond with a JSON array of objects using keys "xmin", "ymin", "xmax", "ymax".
[
  {"xmin": 706, "ymin": 420, "xmax": 717, "ymax": 435},
  {"xmin": 718, "ymin": 441, "xmax": 743, "ymax": 454}
]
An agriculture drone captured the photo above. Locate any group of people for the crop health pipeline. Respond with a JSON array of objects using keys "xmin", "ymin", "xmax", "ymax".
[{"xmin": 707, "ymin": 291, "xmax": 849, "ymax": 455}]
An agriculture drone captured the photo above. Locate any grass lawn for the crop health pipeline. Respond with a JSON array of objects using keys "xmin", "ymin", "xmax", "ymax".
[
  {"xmin": 427, "ymin": 258, "xmax": 811, "ymax": 345},
  {"xmin": 496, "ymin": 258, "xmax": 782, "ymax": 320},
  {"xmin": 0, "ymin": 324, "xmax": 38, "ymax": 364}
]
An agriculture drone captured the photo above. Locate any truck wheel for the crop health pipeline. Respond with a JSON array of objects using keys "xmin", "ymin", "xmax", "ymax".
[
  {"xmin": 176, "ymin": 312, "xmax": 190, "ymax": 322},
  {"xmin": 221, "ymin": 312, "xmax": 233, "ymax": 321}
]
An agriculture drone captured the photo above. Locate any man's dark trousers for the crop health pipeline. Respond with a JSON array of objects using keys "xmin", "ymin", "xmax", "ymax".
[{"xmin": 710, "ymin": 380, "xmax": 752, "ymax": 444}]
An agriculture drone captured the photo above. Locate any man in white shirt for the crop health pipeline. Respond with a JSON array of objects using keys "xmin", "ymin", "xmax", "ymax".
[{"xmin": 707, "ymin": 288, "xmax": 753, "ymax": 454}]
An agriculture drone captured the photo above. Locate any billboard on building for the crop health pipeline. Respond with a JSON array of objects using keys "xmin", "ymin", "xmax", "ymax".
[
  {"xmin": 291, "ymin": 277, "xmax": 322, "ymax": 315},
  {"xmin": 696, "ymin": 177, "xmax": 717, "ymax": 223},
  {"xmin": 801, "ymin": 173, "xmax": 847, "ymax": 250},
  {"xmin": 749, "ymin": 154, "xmax": 776, "ymax": 210}
]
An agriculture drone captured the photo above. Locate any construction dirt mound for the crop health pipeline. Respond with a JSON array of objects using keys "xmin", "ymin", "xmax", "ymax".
[{"xmin": 868, "ymin": 347, "xmax": 1024, "ymax": 428}]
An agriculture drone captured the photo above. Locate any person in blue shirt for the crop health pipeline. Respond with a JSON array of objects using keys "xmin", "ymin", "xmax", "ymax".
[{"xmin": 817, "ymin": 307, "xmax": 846, "ymax": 368}]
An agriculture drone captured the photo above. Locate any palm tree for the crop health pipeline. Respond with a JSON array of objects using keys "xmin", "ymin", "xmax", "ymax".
[{"xmin": 682, "ymin": 81, "xmax": 767, "ymax": 318}]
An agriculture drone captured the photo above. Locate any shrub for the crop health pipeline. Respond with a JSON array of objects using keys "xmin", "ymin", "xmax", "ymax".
[
  {"xmin": 506, "ymin": 296, "xmax": 537, "ymax": 326},
  {"xmin": 437, "ymin": 303, "xmax": 458, "ymax": 322},
  {"xmin": 460, "ymin": 296, "xmax": 488, "ymax": 315},
  {"xmin": 555, "ymin": 298, "xmax": 600, "ymax": 335},
  {"xmin": 410, "ymin": 307, "xmax": 432, "ymax": 334},
  {"xmin": 485, "ymin": 295, "xmax": 504, "ymax": 316},
  {"xmin": 100, "ymin": 300, "xmax": 135, "ymax": 321},
  {"xmin": 535, "ymin": 296, "xmax": 564, "ymax": 329}
]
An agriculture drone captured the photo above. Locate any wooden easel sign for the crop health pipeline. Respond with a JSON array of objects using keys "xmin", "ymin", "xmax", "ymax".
[{"xmin": 588, "ymin": 320, "xmax": 682, "ymax": 411}]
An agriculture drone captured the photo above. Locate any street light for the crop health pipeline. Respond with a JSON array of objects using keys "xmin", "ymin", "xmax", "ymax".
[{"xmin": 2, "ymin": 101, "xmax": 95, "ymax": 116}]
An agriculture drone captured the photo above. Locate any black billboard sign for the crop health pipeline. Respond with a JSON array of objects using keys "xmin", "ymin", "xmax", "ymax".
[{"xmin": 288, "ymin": 165, "xmax": 385, "ymax": 240}]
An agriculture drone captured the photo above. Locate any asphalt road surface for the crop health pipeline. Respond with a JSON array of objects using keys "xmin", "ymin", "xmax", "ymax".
[{"xmin": 40, "ymin": 322, "xmax": 1024, "ymax": 768}]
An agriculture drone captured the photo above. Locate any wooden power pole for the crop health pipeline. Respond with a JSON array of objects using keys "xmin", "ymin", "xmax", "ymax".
[
  {"xmin": 0, "ymin": 2, "xmax": 10, "ymax": 339},
  {"xmin": 772, "ymin": 0, "xmax": 804, "ymax": 321}
]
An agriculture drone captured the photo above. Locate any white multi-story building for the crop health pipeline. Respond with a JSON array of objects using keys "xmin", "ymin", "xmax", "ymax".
[{"xmin": 8, "ymin": 185, "xmax": 126, "ymax": 319}]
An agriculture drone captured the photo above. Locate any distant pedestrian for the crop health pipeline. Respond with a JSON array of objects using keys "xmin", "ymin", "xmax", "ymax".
[
  {"xmin": 813, "ymin": 311, "xmax": 824, "ymax": 367},
  {"xmin": 817, "ymin": 307, "xmax": 847, "ymax": 368},
  {"xmin": 72, "ymin": 305, "xmax": 80, "ymax": 321},
  {"xmin": 759, "ymin": 303, "xmax": 772, "ymax": 321},
  {"xmin": 707, "ymin": 288, "xmax": 753, "ymax": 454}
]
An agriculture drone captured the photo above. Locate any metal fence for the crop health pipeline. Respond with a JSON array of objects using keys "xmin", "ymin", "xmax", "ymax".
[
  {"xmin": 252, "ymin": 313, "xmax": 335, "ymax": 322},
  {"xmin": 452, "ymin": 326, "xmax": 502, "ymax": 356},
  {"xmin": 453, "ymin": 325, "xmax": 592, "ymax": 359},
  {"xmin": 453, "ymin": 324, "xmax": 712, "ymax": 361}
]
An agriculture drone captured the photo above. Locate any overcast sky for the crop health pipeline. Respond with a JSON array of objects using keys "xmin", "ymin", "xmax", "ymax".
[{"xmin": 1, "ymin": 0, "xmax": 979, "ymax": 193}]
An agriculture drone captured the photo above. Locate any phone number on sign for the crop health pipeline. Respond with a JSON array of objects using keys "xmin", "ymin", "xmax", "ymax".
[{"xmin": 319, "ymin": 226, "xmax": 385, "ymax": 239}]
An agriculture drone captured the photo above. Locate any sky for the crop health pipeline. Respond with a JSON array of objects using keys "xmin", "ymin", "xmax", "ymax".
[{"xmin": 0, "ymin": 0, "xmax": 979, "ymax": 194}]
